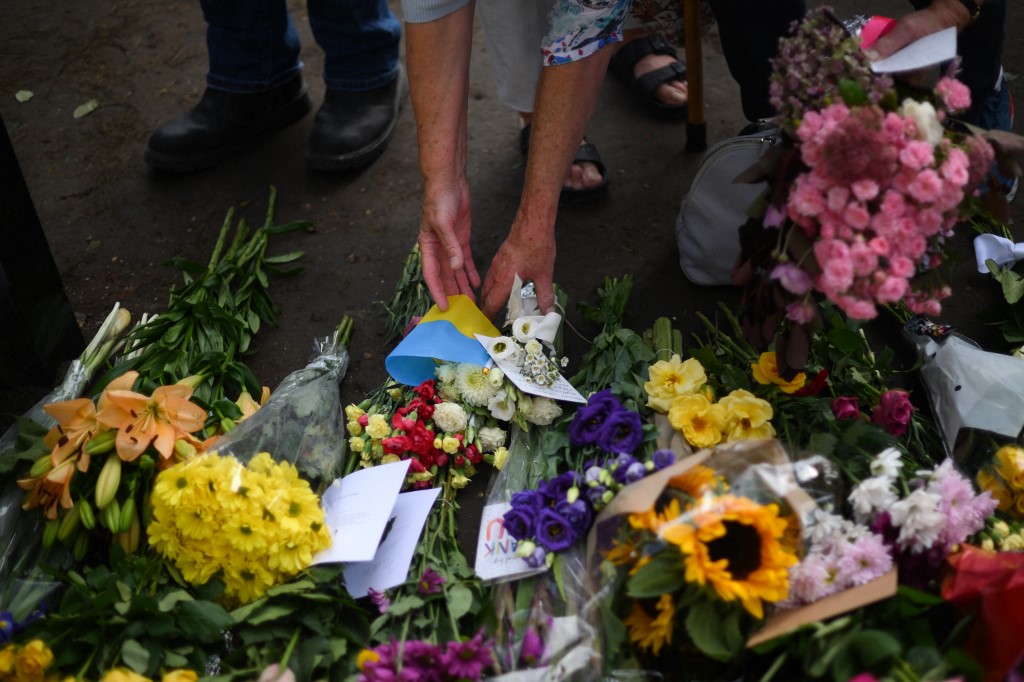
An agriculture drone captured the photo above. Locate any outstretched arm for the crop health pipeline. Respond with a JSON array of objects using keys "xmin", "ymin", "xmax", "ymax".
[
  {"xmin": 480, "ymin": 48, "xmax": 614, "ymax": 318},
  {"xmin": 870, "ymin": 0, "xmax": 978, "ymax": 59},
  {"xmin": 406, "ymin": 2, "xmax": 480, "ymax": 311}
]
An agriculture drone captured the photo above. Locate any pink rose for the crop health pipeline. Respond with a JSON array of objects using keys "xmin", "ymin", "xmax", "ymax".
[
  {"xmin": 871, "ymin": 389, "xmax": 914, "ymax": 437},
  {"xmin": 832, "ymin": 395, "xmax": 861, "ymax": 421}
]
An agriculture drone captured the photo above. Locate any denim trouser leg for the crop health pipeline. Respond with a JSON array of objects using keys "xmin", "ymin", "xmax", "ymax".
[
  {"xmin": 307, "ymin": 0, "xmax": 401, "ymax": 91},
  {"xmin": 202, "ymin": 0, "xmax": 302, "ymax": 92}
]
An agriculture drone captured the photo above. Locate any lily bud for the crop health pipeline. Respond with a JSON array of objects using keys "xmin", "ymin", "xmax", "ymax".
[
  {"xmin": 29, "ymin": 454, "xmax": 53, "ymax": 478},
  {"xmin": 176, "ymin": 374, "xmax": 204, "ymax": 389},
  {"xmin": 94, "ymin": 456, "xmax": 122, "ymax": 509},
  {"xmin": 173, "ymin": 438, "xmax": 197, "ymax": 461},
  {"xmin": 84, "ymin": 430, "xmax": 117, "ymax": 456}
]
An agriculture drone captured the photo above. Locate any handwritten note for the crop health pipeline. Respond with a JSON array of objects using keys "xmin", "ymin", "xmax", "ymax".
[
  {"xmin": 343, "ymin": 487, "xmax": 441, "ymax": 597},
  {"xmin": 474, "ymin": 502, "xmax": 548, "ymax": 582},
  {"xmin": 474, "ymin": 334, "xmax": 586, "ymax": 404},
  {"xmin": 312, "ymin": 459, "xmax": 410, "ymax": 565},
  {"xmin": 871, "ymin": 27, "xmax": 956, "ymax": 74}
]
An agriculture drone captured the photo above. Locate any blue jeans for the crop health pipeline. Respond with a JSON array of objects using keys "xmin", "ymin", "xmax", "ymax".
[{"xmin": 201, "ymin": 0, "xmax": 400, "ymax": 93}]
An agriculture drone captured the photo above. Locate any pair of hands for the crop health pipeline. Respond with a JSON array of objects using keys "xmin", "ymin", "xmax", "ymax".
[{"xmin": 418, "ymin": 180, "xmax": 556, "ymax": 320}]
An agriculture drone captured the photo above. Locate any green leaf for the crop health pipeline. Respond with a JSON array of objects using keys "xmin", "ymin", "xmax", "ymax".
[
  {"xmin": 264, "ymin": 251, "xmax": 304, "ymax": 264},
  {"xmin": 246, "ymin": 603, "xmax": 296, "ymax": 625},
  {"xmin": 386, "ymin": 595, "xmax": 425, "ymax": 617},
  {"xmin": 684, "ymin": 600, "xmax": 735, "ymax": 661},
  {"xmin": 175, "ymin": 600, "xmax": 235, "ymax": 642},
  {"xmin": 163, "ymin": 651, "xmax": 188, "ymax": 668},
  {"xmin": 14, "ymin": 90, "xmax": 33, "ymax": 103},
  {"xmin": 446, "ymin": 583, "xmax": 474, "ymax": 620},
  {"xmin": 73, "ymin": 99, "xmax": 99, "ymax": 119},
  {"xmin": 121, "ymin": 639, "xmax": 151, "ymax": 673},
  {"xmin": 626, "ymin": 552, "xmax": 684, "ymax": 598},
  {"xmin": 808, "ymin": 432, "xmax": 837, "ymax": 457},
  {"xmin": 1001, "ymin": 269, "xmax": 1024, "ymax": 304},
  {"xmin": 157, "ymin": 589, "xmax": 193, "ymax": 612}
]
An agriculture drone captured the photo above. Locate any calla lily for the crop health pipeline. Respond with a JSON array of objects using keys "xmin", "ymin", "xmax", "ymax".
[{"xmin": 97, "ymin": 383, "xmax": 208, "ymax": 461}]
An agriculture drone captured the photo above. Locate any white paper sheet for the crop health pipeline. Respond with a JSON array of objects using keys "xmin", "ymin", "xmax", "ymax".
[
  {"xmin": 474, "ymin": 334, "xmax": 586, "ymax": 404},
  {"xmin": 474, "ymin": 502, "xmax": 548, "ymax": 582},
  {"xmin": 312, "ymin": 459, "xmax": 411, "ymax": 564},
  {"xmin": 870, "ymin": 27, "xmax": 956, "ymax": 74},
  {"xmin": 343, "ymin": 487, "xmax": 441, "ymax": 597}
]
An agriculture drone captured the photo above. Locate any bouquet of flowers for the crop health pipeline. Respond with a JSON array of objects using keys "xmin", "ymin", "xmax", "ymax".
[{"xmin": 737, "ymin": 6, "xmax": 996, "ymax": 350}]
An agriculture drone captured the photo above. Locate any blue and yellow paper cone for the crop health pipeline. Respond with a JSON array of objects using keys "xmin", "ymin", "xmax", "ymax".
[{"xmin": 385, "ymin": 295, "xmax": 500, "ymax": 386}]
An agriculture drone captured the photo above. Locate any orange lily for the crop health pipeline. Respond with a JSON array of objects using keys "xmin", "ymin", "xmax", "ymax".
[
  {"xmin": 18, "ymin": 457, "xmax": 77, "ymax": 519},
  {"xmin": 235, "ymin": 386, "xmax": 271, "ymax": 421},
  {"xmin": 97, "ymin": 383, "xmax": 208, "ymax": 461},
  {"xmin": 43, "ymin": 398, "xmax": 99, "ymax": 468}
]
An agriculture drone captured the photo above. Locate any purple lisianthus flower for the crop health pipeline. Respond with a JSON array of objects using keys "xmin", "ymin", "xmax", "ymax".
[
  {"xmin": 539, "ymin": 471, "xmax": 581, "ymax": 505},
  {"xmin": 417, "ymin": 567, "xmax": 446, "ymax": 595},
  {"xmin": 440, "ymin": 631, "xmax": 496, "ymax": 680},
  {"xmin": 585, "ymin": 484, "xmax": 609, "ymax": 508},
  {"xmin": 596, "ymin": 408, "xmax": 644, "ymax": 455},
  {"xmin": 554, "ymin": 498, "xmax": 594, "ymax": 536},
  {"xmin": 568, "ymin": 389, "xmax": 623, "ymax": 447},
  {"xmin": 610, "ymin": 453, "xmax": 639, "ymax": 484},
  {"xmin": 367, "ymin": 587, "xmax": 391, "ymax": 614},
  {"xmin": 510, "ymin": 489, "xmax": 544, "ymax": 513},
  {"xmin": 536, "ymin": 508, "xmax": 578, "ymax": 552},
  {"xmin": 652, "ymin": 449, "xmax": 676, "ymax": 471},
  {"xmin": 622, "ymin": 461, "xmax": 647, "ymax": 484},
  {"xmin": 503, "ymin": 506, "xmax": 537, "ymax": 540},
  {"xmin": 523, "ymin": 544, "xmax": 548, "ymax": 568},
  {"xmin": 584, "ymin": 465, "xmax": 604, "ymax": 485}
]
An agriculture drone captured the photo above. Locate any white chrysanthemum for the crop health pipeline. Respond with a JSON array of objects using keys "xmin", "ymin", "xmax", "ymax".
[
  {"xmin": 488, "ymin": 388, "xmax": 515, "ymax": 421},
  {"xmin": 900, "ymin": 98, "xmax": 943, "ymax": 147},
  {"xmin": 366, "ymin": 414, "xmax": 390, "ymax": 440},
  {"xmin": 436, "ymin": 363, "xmax": 457, "ymax": 384},
  {"xmin": 489, "ymin": 337, "xmax": 522, "ymax": 364},
  {"xmin": 891, "ymin": 488, "xmax": 946, "ymax": 552},
  {"xmin": 522, "ymin": 396, "xmax": 562, "ymax": 426},
  {"xmin": 513, "ymin": 317, "xmax": 536, "ymax": 343},
  {"xmin": 487, "ymin": 367, "xmax": 505, "ymax": 388},
  {"xmin": 848, "ymin": 476, "xmax": 898, "ymax": 521},
  {"xmin": 455, "ymin": 363, "xmax": 499, "ymax": 407},
  {"xmin": 433, "ymin": 401, "xmax": 469, "ymax": 434},
  {"xmin": 477, "ymin": 425, "xmax": 507, "ymax": 453},
  {"xmin": 870, "ymin": 447, "xmax": 903, "ymax": 480}
]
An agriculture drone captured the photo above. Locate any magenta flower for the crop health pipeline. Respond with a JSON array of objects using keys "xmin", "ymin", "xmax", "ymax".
[
  {"xmin": 439, "ymin": 631, "xmax": 495, "ymax": 680},
  {"xmin": 518, "ymin": 627, "xmax": 545, "ymax": 667},
  {"xmin": 417, "ymin": 567, "xmax": 446, "ymax": 595},
  {"xmin": 870, "ymin": 389, "xmax": 914, "ymax": 437},
  {"xmin": 367, "ymin": 587, "xmax": 391, "ymax": 614},
  {"xmin": 831, "ymin": 395, "xmax": 860, "ymax": 421}
]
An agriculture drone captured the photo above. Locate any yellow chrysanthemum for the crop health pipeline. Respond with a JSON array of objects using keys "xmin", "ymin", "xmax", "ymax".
[
  {"xmin": 623, "ymin": 594, "xmax": 675, "ymax": 656},
  {"xmin": 160, "ymin": 670, "xmax": 198, "ymax": 682},
  {"xmin": 99, "ymin": 668, "xmax": 151, "ymax": 682},
  {"xmin": 644, "ymin": 355, "xmax": 708, "ymax": 413},
  {"xmin": 718, "ymin": 390, "xmax": 775, "ymax": 442},
  {"xmin": 750, "ymin": 352, "xmax": 806, "ymax": 394},
  {"xmin": 668, "ymin": 394, "xmax": 725, "ymax": 449},
  {"xmin": 661, "ymin": 495, "xmax": 797, "ymax": 619}
]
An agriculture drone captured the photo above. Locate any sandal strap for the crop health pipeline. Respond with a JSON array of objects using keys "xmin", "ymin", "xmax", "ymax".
[
  {"xmin": 633, "ymin": 61, "xmax": 687, "ymax": 99},
  {"xmin": 615, "ymin": 34, "xmax": 679, "ymax": 70},
  {"xmin": 573, "ymin": 140, "xmax": 606, "ymax": 177}
]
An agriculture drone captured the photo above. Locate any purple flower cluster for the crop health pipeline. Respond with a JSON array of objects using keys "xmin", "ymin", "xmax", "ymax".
[
  {"xmin": 359, "ymin": 630, "xmax": 495, "ymax": 682},
  {"xmin": 583, "ymin": 449, "xmax": 678, "ymax": 512},
  {"xmin": 567, "ymin": 390, "xmax": 644, "ymax": 455}
]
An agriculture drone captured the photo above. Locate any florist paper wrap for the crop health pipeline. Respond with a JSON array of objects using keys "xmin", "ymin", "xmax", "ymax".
[
  {"xmin": 905, "ymin": 319, "xmax": 1024, "ymax": 464},
  {"xmin": 210, "ymin": 326, "xmax": 351, "ymax": 483},
  {"xmin": 386, "ymin": 295, "xmax": 500, "ymax": 387}
]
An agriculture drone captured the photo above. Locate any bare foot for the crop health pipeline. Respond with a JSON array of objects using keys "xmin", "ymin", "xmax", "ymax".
[{"xmin": 519, "ymin": 114, "xmax": 605, "ymax": 192}]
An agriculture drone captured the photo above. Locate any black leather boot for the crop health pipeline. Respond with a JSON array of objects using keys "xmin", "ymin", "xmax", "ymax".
[
  {"xmin": 306, "ymin": 69, "xmax": 404, "ymax": 171},
  {"xmin": 145, "ymin": 74, "xmax": 312, "ymax": 173}
]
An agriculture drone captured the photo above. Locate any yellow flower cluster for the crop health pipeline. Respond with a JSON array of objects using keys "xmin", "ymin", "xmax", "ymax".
[
  {"xmin": 751, "ymin": 352, "xmax": 806, "ymax": 394},
  {"xmin": 979, "ymin": 518, "xmax": 1024, "ymax": 552},
  {"xmin": 147, "ymin": 452, "xmax": 331, "ymax": 605},
  {"xmin": 98, "ymin": 669, "xmax": 197, "ymax": 682},
  {"xmin": 647, "ymin": 355, "xmax": 775, "ymax": 449},
  {"xmin": 977, "ymin": 445, "xmax": 1024, "ymax": 519},
  {"xmin": 0, "ymin": 640, "xmax": 60, "ymax": 682}
]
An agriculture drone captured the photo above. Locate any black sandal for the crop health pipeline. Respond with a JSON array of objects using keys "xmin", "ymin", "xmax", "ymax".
[
  {"xmin": 609, "ymin": 34, "xmax": 688, "ymax": 120},
  {"xmin": 520, "ymin": 123, "xmax": 609, "ymax": 204}
]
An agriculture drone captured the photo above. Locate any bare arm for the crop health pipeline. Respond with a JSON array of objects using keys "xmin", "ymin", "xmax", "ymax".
[
  {"xmin": 870, "ymin": 0, "xmax": 976, "ymax": 59},
  {"xmin": 480, "ymin": 48, "xmax": 614, "ymax": 318},
  {"xmin": 406, "ymin": 2, "xmax": 480, "ymax": 311}
]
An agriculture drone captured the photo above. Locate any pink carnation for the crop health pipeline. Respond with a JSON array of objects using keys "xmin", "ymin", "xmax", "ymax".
[
  {"xmin": 851, "ymin": 179, "xmax": 880, "ymax": 203},
  {"xmin": 850, "ymin": 242, "xmax": 878, "ymax": 276},
  {"xmin": 935, "ymin": 77, "xmax": 972, "ymax": 113},
  {"xmin": 875, "ymin": 275, "xmax": 908, "ymax": 304},
  {"xmin": 789, "ymin": 177, "xmax": 827, "ymax": 217},
  {"xmin": 899, "ymin": 140, "xmax": 935, "ymax": 171},
  {"xmin": 842, "ymin": 203, "xmax": 871, "ymax": 230},
  {"xmin": 907, "ymin": 169, "xmax": 943, "ymax": 203}
]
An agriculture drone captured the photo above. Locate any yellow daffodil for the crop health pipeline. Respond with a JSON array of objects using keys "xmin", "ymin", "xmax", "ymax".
[
  {"xmin": 97, "ymin": 382, "xmax": 207, "ymax": 461},
  {"xmin": 668, "ymin": 394, "xmax": 725, "ymax": 448},
  {"xmin": 623, "ymin": 594, "xmax": 675, "ymax": 656},
  {"xmin": 718, "ymin": 390, "xmax": 775, "ymax": 441},
  {"xmin": 751, "ymin": 352, "xmax": 806, "ymax": 394},
  {"xmin": 644, "ymin": 355, "xmax": 708, "ymax": 413}
]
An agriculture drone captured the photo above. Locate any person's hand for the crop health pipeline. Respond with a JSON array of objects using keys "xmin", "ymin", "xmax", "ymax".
[
  {"xmin": 480, "ymin": 221, "xmax": 556, "ymax": 320},
  {"xmin": 868, "ymin": 0, "xmax": 972, "ymax": 60},
  {"xmin": 418, "ymin": 179, "xmax": 480, "ymax": 311}
]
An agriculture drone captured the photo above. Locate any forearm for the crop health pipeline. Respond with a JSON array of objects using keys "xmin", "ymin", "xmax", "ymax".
[{"xmin": 405, "ymin": 2, "xmax": 475, "ymax": 191}]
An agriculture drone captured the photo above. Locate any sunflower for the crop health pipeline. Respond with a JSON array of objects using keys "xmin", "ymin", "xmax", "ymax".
[
  {"xmin": 668, "ymin": 465, "xmax": 727, "ymax": 499},
  {"xmin": 661, "ymin": 494, "xmax": 797, "ymax": 619},
  {"xmin": 623, "ymin": 594, "xmax": 676, "ymax": 656}
]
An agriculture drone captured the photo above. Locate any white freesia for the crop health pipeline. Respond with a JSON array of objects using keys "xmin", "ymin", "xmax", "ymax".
[
  {"xmin": 869, "ymin": 447, "xmax": 903, "ymax": 480},
  {"xmin": 848, "ymin": 476, "xmax": 898, "ymax": 521},
  {"xmin": 433, "ymin": 402, "xmax": 469, "ymax": 433},
  {"xmin": 488, "ymin": 388, "xmax": 515, "ymax": 421},
  {"xmin": 477, "ymin": 425, "xmax": 507, "ymax": 453},
  {"xmin": 900, "ymin": 98, "xmax": 943, "ymax": 147}
]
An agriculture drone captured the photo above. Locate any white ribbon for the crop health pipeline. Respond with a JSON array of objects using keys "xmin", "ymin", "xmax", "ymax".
[{"xmin": 974, "ymin": 233, "xmax": 1024, "ymax": 273}]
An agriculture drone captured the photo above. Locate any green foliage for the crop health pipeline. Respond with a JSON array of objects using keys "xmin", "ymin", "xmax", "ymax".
[{"xmin": 979, "ymin": 259, "xmax": 1024, "ymax": 346}]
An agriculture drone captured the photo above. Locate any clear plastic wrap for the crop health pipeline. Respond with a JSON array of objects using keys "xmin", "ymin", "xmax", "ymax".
[
  {"xmin": 209, "ymin": 327, "xmax": 350, "ymax": 484},
  {"xmin": 480, "ymin": 427, "xmax": 602, "ymax": 681}
]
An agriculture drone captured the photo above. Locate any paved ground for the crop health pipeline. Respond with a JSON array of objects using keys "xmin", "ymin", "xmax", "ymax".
[{"xmin": 2, "ymin": 0, "xmax": 1023, "ymax": 429}]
